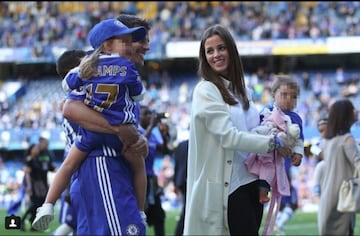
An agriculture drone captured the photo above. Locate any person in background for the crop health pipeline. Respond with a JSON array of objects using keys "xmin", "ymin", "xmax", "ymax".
[
  {"xmin": 184, "ymin": 24, "xmax": 291, "ymax": 236},
  {"xmin": 318, "ymin": 99, "xmax": 360, "ymax": 235},
  {"xmin": 7, "ymin": 158, "xmax": 28, "ymax": 217},
  {"xmin": 37, "ymin": 133, "xmax": 57, "ymax": 168},
  {"xmin": 173, "ymin": 138, "xmax": 189, "ymax": 236},
  {"xmin": 139, "ymin": 105, "xmax": 170, "ymax": 236},
  {"xmin": 311, "ymin": 115, "xmax": 328, "ymax": 203},
  {"xmin": 51, "ymin": 49, "xmax": 86, "ymax": 236},
  {"xmin": 20, "ymin": 144, "xmax": 40, "ymax": 231},
  {"xmin": 22, "ymin": 136, "xmax": 57, "ymax": 231}
]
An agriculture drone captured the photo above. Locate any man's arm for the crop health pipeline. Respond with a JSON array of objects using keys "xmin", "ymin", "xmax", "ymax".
[
  {"xmin": 62, "ymin": 99, "xmax": 138, "ymax": 138},
  {"xmin": 62, "ymin": 99, "xmax": 147, "ymax": 156},
  {"xmin": 63, "ymin": 99, "xmax": 116, "ymax": 134}
]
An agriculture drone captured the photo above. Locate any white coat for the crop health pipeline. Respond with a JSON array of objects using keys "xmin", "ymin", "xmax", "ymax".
[{"xmin": 184, "ymin": 80, "xmax": 272, "ymax": 235}]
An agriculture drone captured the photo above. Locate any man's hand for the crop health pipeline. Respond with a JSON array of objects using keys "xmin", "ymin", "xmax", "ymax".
[
  {"xmin": 123, "ymin": 135, "xmax": 149, "ymax": 158},
  {"xmin": 114, "ymin": 124, "xmax": 140, "ymax": 146}
]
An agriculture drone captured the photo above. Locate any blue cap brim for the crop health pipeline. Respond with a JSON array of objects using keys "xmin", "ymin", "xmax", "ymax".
[
  {"xmin": 130, "ymin": 26, "xmax": 146, "ymax": 42},
  {"xmin": 88, "ymin": 19, "xmax": 147, "ymax": 49}
]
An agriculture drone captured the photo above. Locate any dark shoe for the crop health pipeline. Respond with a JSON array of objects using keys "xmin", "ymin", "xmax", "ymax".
[{"xmin": 20, "ymin": 221, "xmax": 25, "ymax": 231}]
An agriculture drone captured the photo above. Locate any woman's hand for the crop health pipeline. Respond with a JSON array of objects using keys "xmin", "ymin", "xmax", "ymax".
[
  {"xmin": 291, "ymin": 153, "xmax": 302, "ymax": 166},
  {"xmin": 277, "ymin": 146, "xmax": 292, "ymax": 157},
  {"xmin": 272, "ymin": 135, "xmax": 292, "ymax": 157}
]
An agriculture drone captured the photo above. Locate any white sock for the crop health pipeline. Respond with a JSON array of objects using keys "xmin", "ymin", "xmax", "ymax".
[
  {"xmin": 276, "ymin": 206, "xmax": 293, "ymax": 228},
  {"xmin": 52, "ymin": 224, "xmax": 73, "ymax": 236}
]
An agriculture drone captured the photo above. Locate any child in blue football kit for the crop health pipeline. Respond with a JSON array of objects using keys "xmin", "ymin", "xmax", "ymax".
[
  {"xmin": 32, "ymin": 18, "xmax": 147, "ymax": 235},
  {"xmin": 51, "ymin": 49, "xmax": 87, "ymax": 236}
]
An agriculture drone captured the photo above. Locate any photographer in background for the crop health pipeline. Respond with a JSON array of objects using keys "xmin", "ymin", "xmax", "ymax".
[{"xmin": 139, "ymin": 105, "xmax": 174, "ymax": 235}]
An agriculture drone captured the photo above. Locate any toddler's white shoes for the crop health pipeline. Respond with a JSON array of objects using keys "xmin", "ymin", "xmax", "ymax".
[{"xmin": 32, "ymin": 203, "xmax": 54, "ymax": 231}]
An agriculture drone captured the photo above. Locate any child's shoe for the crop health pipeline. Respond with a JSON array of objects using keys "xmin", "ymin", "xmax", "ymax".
[{"xmin": 32, "ymin": 203, "xmax": 54, "ymax": 231}]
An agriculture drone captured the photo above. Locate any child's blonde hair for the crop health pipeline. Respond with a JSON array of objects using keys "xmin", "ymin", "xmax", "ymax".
[{"xmin": 78, "ymin": 46, "xmax": 103, "ymax": 80}]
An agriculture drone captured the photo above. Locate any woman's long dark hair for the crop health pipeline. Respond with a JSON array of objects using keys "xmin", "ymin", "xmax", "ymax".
[
  {"xmin": 198, "ymin": 24, "xmax": 249, "ymax": 110},
  {"xmin": 324, "ymin": 99, "xmax": 355, "ymax": 139}
]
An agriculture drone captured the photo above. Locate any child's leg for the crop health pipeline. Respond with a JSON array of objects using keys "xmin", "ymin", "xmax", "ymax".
[
  {"xmin": 276, "ymin": 205, "xmax": 293, "ymax": 234},
  {"xmin": 258, "ymin": 179, "xmax": 271, "ymax": 204},
  {"xmin": 121, "ymin": 132, "xmax": 147, "ymax": 224},
  {"xmin": 32, "ymin": 145, "xmax": 87, "ymax": 231},
  {"xmin": 46, "ymin": 146, "xmax": 88, "ymax": 204},
  {"xmin": 126, "ymin": 154, "xmax": 147, "ymax": 211}
]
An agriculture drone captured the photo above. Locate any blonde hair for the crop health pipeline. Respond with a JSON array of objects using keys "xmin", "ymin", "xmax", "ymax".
[{"xmin": 78, "ymin": 46, "xmax": 104, "ymax": 80}]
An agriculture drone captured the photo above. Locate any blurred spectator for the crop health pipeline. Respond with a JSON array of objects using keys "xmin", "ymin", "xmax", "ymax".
[
  {"xmin": 6, "ymin": 169, "xmax": 27, "ymax": 216},
  {"xmin": 37, "ymin": 132, "xmax": 57, "ymax": 165},
  {"xmin": 311, "ymin": 115, "xmax": 328, "ymax": 204},
  {"xmin": 317, "ymin": 99, "xmax": 359, "ymax": 235},
  {"xmin": 20, "ymin": 136, "xmax": 56, "ymax": 231},
  {"xmin": 301, "ymin": 71, "xmax": 311, "ymax": 91},
  {"xmin": 173, "ymin": 138, "xmax": 188, "ymax": 236},
  {"xmin": 335, "ymin": 66, "xmax": 345, "ymax": 85},
  {"xmin": 341, "ymin": 81, "xmax": 359, "ymax": 98},
  {"xmin": 139, "ymin": 105, "xmax": 172, "ymax": 236},
  {"xmin": 20, "ymin": 144, "xmax": 40, "ymax": 231}
]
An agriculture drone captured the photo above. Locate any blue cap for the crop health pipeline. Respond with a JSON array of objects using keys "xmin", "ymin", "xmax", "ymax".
[{"xmin": 88, "ymin": 18, "xmax": 146, "ymax": 49}]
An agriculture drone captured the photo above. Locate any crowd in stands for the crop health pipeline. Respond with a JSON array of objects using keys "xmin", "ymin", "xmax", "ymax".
[
  {"xmin": 1, "ymin": 68, "xmax": 359, "ymax": 141},
  {"xmin": 1, "ymin": 2, "xmax": 360, "ymax": 59},
  {"xmin": 0, "ymin": 79, "xmax": 64, "ymax": 130}
]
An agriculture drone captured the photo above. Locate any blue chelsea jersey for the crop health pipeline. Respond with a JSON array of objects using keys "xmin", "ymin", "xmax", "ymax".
[{"xmin": 62, "ymin": 54, "xmax": 145, "ymax": 126}]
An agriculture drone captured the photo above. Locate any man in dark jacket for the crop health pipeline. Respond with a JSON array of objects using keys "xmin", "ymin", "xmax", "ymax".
[{"xmin": 173, "ymin": 139, "xmax": 188, "ymax": 236}]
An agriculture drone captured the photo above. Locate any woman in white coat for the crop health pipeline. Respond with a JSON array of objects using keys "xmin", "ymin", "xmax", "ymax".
[{"xmin": 183, "ymin": 24, "xmax": 291, "ymax": 236}]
